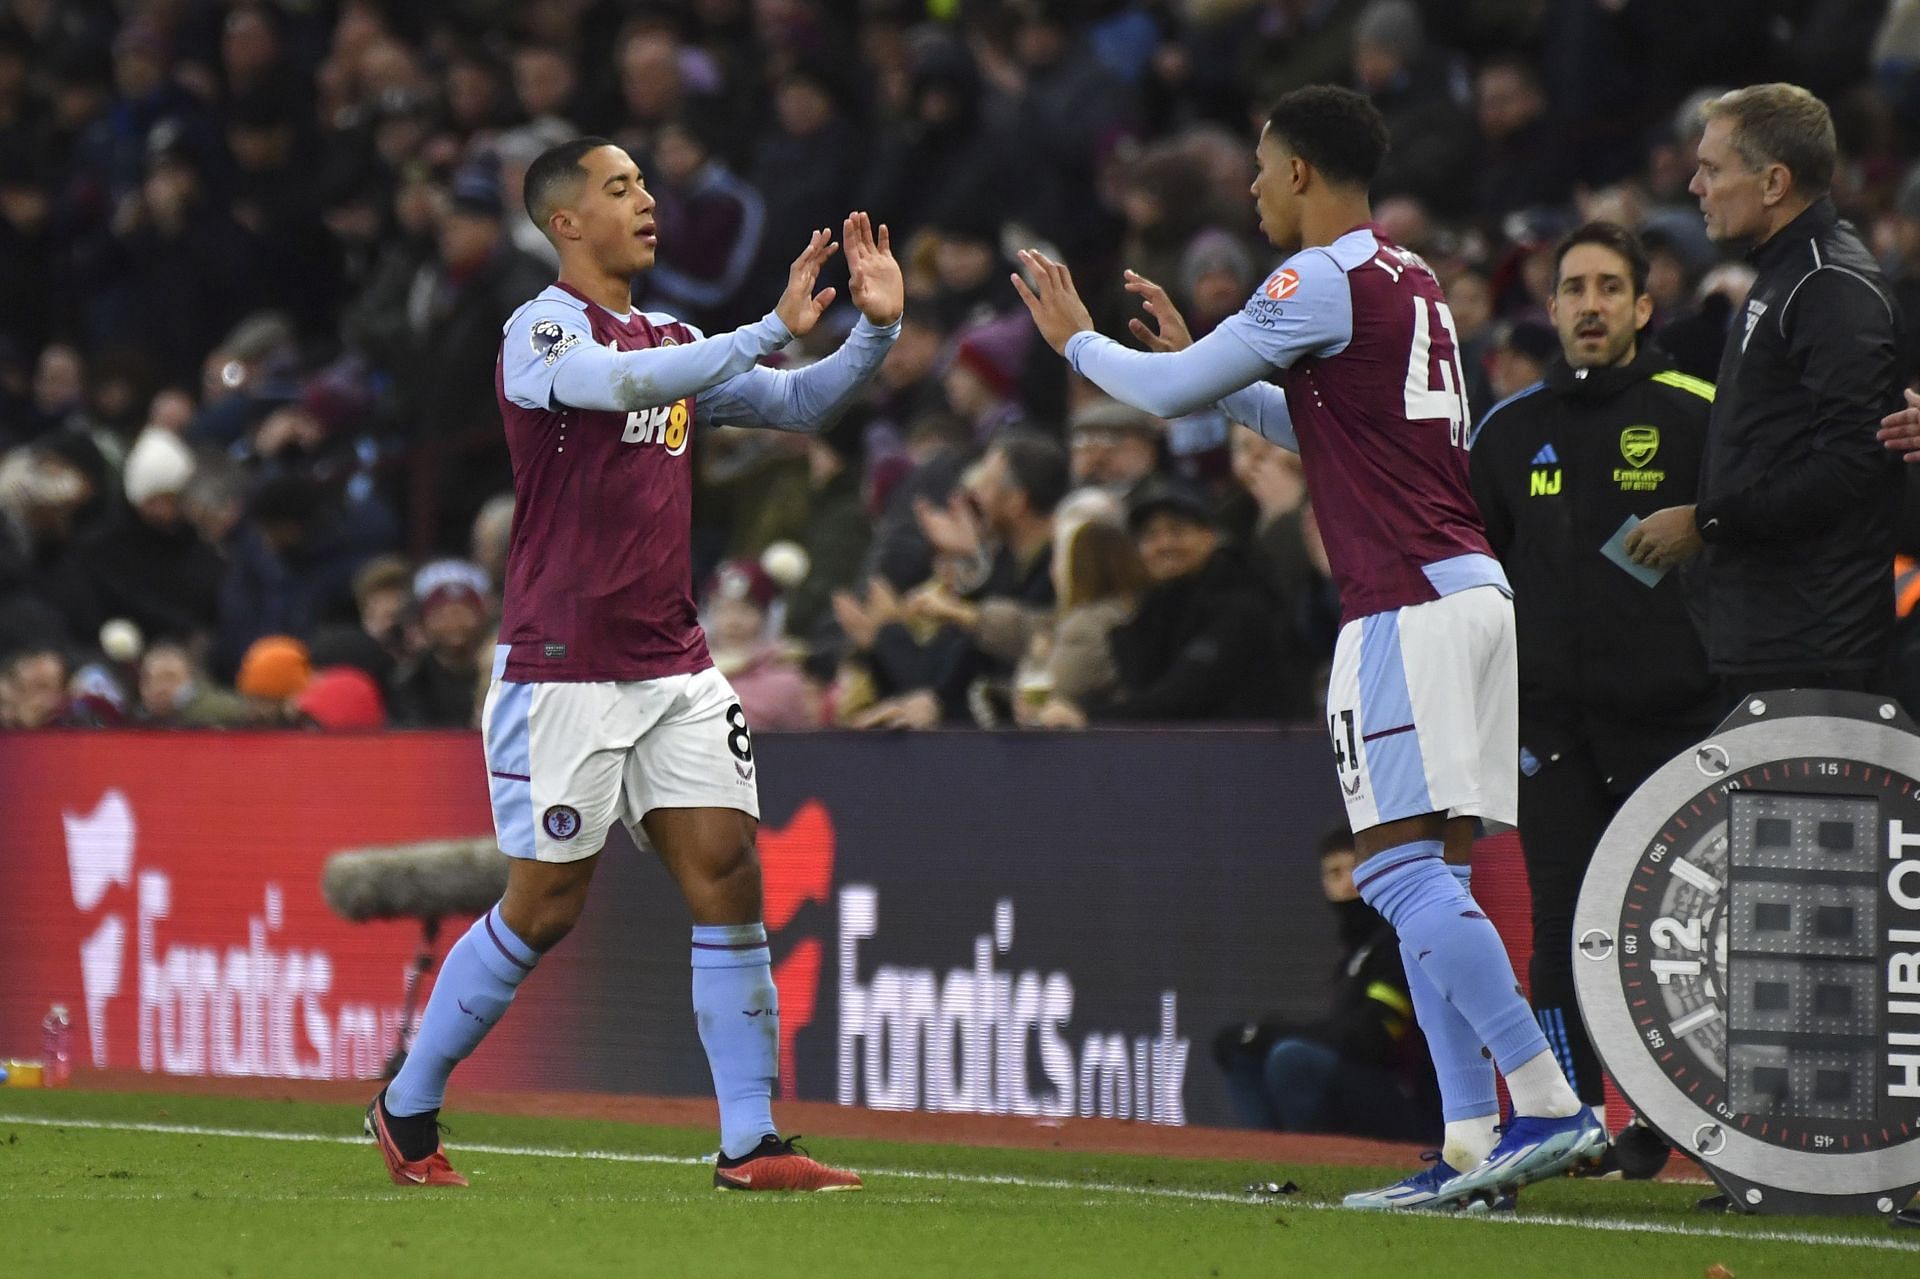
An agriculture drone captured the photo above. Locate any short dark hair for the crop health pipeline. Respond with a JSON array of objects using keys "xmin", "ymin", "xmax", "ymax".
[
  {"xmin": 1265, "ymin": 86, "xmax": 1390, "ymax": 188},
  {"xmin": 1554, "ymin": 221, "xmax": 1650, "ymax": 297},
  {"xmin": 992, "ymin": 432, "xmax": 1070, "ymax": 518},
  {"xmin": 523, "ymin": 136, "xmax": 620, "ymax": 233}
]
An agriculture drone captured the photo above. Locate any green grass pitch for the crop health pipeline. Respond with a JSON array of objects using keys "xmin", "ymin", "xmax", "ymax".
[{"xmin": 2, "ymin": 1090, "xmax": 1917, "ymax": 1278}]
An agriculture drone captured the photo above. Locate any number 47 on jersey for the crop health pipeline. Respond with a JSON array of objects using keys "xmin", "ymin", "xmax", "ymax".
[{"xmin": 1403, "ymin": 296, "xmax": 1473, "ymax": 448}]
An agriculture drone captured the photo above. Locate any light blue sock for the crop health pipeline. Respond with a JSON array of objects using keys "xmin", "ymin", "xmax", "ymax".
[
  {"xmin": 1355, "ymin": 840, "xmax": 1549, "ymax": 1075},
  {"xmin": 387, "ymin": 904, "xmax": 538, "ymax": 1117},
  {"xmin": 692, "ymin": 923, "xmax": 778, "ymax": 1159},
  {"xmin": 1398, "ymin": 858, "xmax": 1498, "ymax": 1124},
  {"xmin": 1428, "ymin": 868, "xmax": 1497, "ymax": 1113}
]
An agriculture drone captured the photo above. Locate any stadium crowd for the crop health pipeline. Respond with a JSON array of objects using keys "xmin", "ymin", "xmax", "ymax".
[{"xmin": 4, "ymin": 0, "xmax": 1920, "ymax": 730}]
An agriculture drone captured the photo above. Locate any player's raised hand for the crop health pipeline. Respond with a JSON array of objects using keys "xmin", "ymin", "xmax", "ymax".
[
  {"xmin": 1123, "ymin": 270, "xmax": 1194, "ymax": 352},
  {"xmin": 1011, "ymin": 249, "xmax": 1094, "ymax": 356},
  {"xmin": 775, "ymin": 228, "xmax": 841, "ymax": 338},
  {"xmin": 844, "ymin": 212, "xmax": 903, "ymax": 326},
  {"xmin": 1879, "ymin": 387, "xmax": 1920, "ymax": 463}
]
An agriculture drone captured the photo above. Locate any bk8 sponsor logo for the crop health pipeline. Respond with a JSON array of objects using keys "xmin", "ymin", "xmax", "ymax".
[{"xmin": 622, "ymin": 400, "xmax": 691, "ymax": 454}]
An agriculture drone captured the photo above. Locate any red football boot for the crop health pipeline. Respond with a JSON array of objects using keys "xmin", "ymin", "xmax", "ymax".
[
  {"xmin": 713, "ymin": 1135, "xmax": 863, "ymax": 1192},
  {"xmin": 365, "ymin": 1091, "xmax": 469, "ymax": 1188}
]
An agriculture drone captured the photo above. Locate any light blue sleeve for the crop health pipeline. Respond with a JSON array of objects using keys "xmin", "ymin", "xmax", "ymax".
[
  {"xmin": 1062, "ymin": 323, "xmax": 1278, "ymax": 420},
  {"xmin": 1212, "ymin": 248, "xmax": 1355, "ymax": 370},
  {"xmin": 698, "ymin": 316, "xmax": 902, "ymax": 432},
  {"xmin": 500, "ymin": 297, "xmax": 593, "ymax": 411},
  {"xmin": 1217, "ymin": 384, "xmax": 1298, "ymax": 452},
  {"xmin": 502, "ymin": 298, "xmax": 794, "ymax": 413},
  {"xmin": 1059, "ymin": 248, "xmax": 1352, "ymax": 421}
]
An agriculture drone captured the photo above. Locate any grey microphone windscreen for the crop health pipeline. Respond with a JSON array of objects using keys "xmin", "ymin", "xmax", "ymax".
[{"xmin": 322, "ymin": 837, "xmax": 509, "ymax": 922}]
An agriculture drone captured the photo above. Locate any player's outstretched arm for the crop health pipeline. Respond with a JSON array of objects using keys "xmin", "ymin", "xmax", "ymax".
[
  {"xmin": 1126, "ymin": 268, "xmax": 1298, "ymax": 452},
  {"xmin": 532, "ymin": 308, "xmax": 793, "ymax": 414},
  {"xmin": 700, "ymin": 213, "xmax": 903, "ymax": 432},
  {"xmin": 512, "ymin": 230, "xmax": 843, "ymax": 415},
  {"xmin": 1013, "ymin": 249, "xmax": 1275, "ymax": 420}
]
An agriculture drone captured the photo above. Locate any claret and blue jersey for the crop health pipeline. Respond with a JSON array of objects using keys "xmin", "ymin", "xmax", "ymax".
[
  {"xmin": 1067, "ymin": 223, "xmax": 1507, "ymax": 627},
  {"xmin": 1065, "ymin": 222, "xmax": 1517, "ymax": 831},
  {"xmin": 492, "ymin": 284, "xmax": 899, "ymax": 686}
]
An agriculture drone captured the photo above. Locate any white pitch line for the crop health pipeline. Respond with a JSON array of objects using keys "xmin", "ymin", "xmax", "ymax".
[{"xmin": 4, "ymin": 1113, "xmax": 1917, "ymax": 1254}]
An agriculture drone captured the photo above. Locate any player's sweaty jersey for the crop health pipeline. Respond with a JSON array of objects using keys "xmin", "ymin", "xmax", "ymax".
[{"xmin": 494, "ymin": 283, "xmax": 710, "ymax": 683}]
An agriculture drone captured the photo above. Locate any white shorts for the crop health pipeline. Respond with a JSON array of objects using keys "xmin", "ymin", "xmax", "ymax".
[
  {"xmin": 1323, "ymin": 586, "xmax": 1517, "ymax": 833},
  {"xmin": 481, "ymin": 661, "xmax": 761, "ymax": 863}
]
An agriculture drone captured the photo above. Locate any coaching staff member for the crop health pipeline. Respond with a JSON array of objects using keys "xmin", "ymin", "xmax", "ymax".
[
  {"xmin": 1470, "ymin": 221, "xmax": 1715, "ymax": 1175},
  {"xmin": 1626, "ymin": 84, "xmax": 1903, "ymax": 697}
]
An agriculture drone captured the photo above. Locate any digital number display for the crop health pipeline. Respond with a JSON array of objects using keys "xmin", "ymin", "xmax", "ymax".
[{"xmin": 1725, "ymin": 793, "xmax": 1881, "ymax": 1121}]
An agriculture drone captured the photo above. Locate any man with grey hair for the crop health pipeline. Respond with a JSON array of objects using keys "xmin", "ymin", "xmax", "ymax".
[{"xmin": 1627, "ymin": 83, "xmax": 1903, "ymax": 703}]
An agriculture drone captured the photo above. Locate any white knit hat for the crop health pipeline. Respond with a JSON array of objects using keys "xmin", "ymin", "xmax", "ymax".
[{"xmin": 123, "ymin": 428, "xmax": 196, "ymax": 506}]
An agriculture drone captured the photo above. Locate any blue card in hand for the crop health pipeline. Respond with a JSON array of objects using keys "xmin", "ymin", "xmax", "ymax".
[{"xmin": 1600, "ymin": 514, "xmax": 1669, "ymax": 587}]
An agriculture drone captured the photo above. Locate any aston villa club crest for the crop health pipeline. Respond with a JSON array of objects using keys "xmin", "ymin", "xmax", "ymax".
[{"xmin": 543, "ymin": 804, "xmax": 581, "ymax": 840}]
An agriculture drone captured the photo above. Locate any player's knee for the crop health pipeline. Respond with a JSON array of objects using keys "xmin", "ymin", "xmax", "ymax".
[
  {"xmin": 712, "ymin": 837, "xmax": 761, "ymax": 891},
  {"xmin": 513, "ymin": 899, "xmax": 584, "ymax": 951},
  {"xmin": 498, "ymin": 866, "xmax": 595, "ymax": 951},
  {"xmin": 700, "ymin": 835, "xmax": 762, "ymax": 909}
]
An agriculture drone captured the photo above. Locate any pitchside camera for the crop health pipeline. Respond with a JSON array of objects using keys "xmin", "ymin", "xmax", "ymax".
[
  {"xmin": 322, "ymin": 837, "xmax": 509, "ymax": 1075},
  {"xmin": 1574, "ymin": 690, "xmax": 1920, "ymax": 1221}
]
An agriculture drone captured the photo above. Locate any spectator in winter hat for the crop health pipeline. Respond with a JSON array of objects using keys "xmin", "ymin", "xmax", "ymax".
[
  {"xmin": 943, "ymin": 313, "xmax": 1032, "ymax": 440},
  {"xmin": 235, "ymin": 633, "xmax": 310, "ymax": 721},
  {"xmin": 70, "ymin": 426, "xmax": 225, "ymax": 647},
  {"xmin": 295, "ymin": 665, "xmax": 387, "ymax": 730},
  {"xmin": 703, "ymin": 554, "xmax": 818, "ymax": 730},
  {"xmin": 389, "ymin": 559, "xmax": 491, "ymax": 728},
  {"xmin": 1068, "ymin": 397, "xmax": 1164, "ymax": 500},
  {"xmin": 1178, "ymin": 229, "xmax": 1258, "ymax": 339},
  {"xmin": 123, "ymin": 427, "xmax": 193, "ymax": 512}
]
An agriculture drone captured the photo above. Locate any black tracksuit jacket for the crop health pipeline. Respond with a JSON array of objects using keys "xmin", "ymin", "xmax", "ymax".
[
  {"xmin": 1694, "ymin": 198, "xmax": 1904, "ymax": 676},
  {"xmin": 1471, "ymin": 347, "xmax": 1719, "ymax": 784}
]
